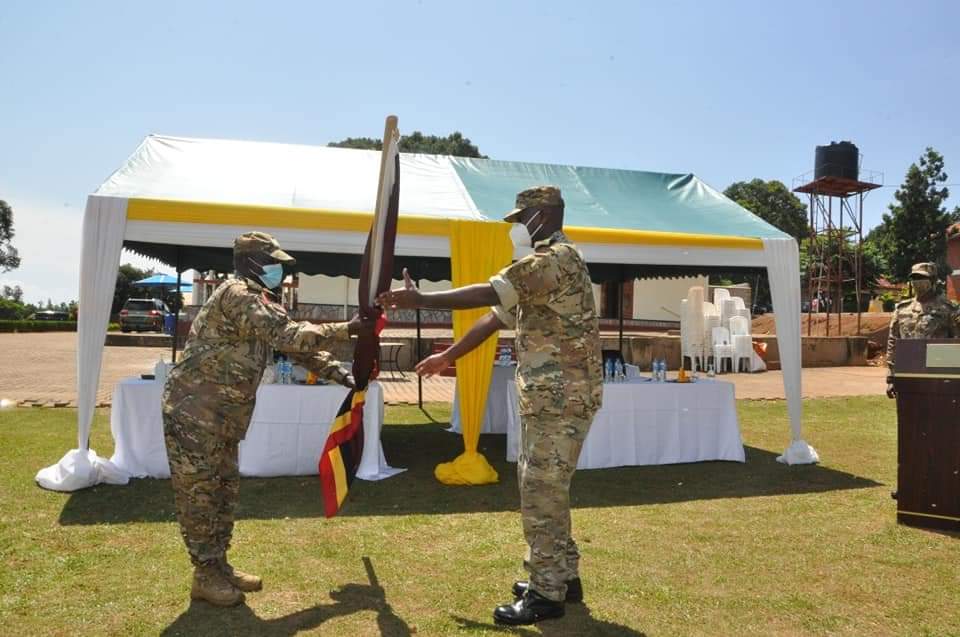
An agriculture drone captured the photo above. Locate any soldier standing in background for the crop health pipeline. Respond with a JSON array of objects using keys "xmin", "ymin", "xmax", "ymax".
[
  {"xmin": 163, "ymin": 231, "xmax": 372, "ymax": 606},
  {"xmin": 886, "ymin": 262, "xmax": 960, "ymax": 398},
  {"xmin": 380, "ymin": 186, "xmax": 603, "ymax": 626}
]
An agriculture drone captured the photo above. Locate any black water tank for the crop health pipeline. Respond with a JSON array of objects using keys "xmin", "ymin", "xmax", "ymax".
[{"xmin": 815, "ymin": 141, "xmax": 859, "ymax": 180}]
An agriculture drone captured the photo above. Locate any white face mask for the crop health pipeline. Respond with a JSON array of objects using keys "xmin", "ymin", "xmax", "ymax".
[
  {"xmin": 509, "ymin": 222, "xmax": 532, "ymax": 249},
  {"xmin": 508, "ymin": 210, "xmax": 544, "ymax": 250}
]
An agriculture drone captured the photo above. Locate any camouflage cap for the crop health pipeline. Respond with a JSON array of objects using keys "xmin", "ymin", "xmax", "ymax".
[
  {"xmin": 909, "ymin": 262, "xmax": 937, "ymax": 280},
  {"xmin": 234, "ymin": 231, "xmax": 295, "ymax": 264},
  {"xmin": 503, "ymin": 186, "xmax": 563, "ymax": 222}
]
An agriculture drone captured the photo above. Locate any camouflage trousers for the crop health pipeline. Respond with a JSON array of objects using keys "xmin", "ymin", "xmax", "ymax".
[
  {"xmin": 163, "ymin": 412, "xmax": 240, "ymax": 567},
  {"xmin": 517, "ymin": 410, "xmax": 593, "ymax": 602}
]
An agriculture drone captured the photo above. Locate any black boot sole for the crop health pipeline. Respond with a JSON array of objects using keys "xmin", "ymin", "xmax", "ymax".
[{"xmin": 493, "ymin": 609, "xmax": 565, "ymax": 626}]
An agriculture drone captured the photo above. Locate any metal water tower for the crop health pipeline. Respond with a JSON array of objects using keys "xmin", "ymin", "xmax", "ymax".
[{"xmin": 793, "ymin": 142, "xmax": 882, "ymax": 336}]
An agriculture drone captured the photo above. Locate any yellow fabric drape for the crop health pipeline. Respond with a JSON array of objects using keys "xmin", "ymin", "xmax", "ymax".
[{"xmin": 434, "ymin": 219, "xmax": 513, "ymax": 485}]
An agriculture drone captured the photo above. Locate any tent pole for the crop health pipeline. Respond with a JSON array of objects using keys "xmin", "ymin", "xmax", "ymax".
[
  {"xmin": 416, "ymin": 305, "xmax": 423, "ymax": 409},
  {"xmin": 171, "ymin": 248, "xmax": 181, "ymax": 364},
  {"xmin": 415, "ymin": 278, "xmax": 423, "ymax": 409},
  {"xmin": 618, "ymin": 266, "xmax": 625, "ymax": 355}
]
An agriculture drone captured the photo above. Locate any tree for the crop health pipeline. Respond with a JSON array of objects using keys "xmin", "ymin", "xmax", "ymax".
[
  {"xmin": 713, "ymin": 179, "xmax": 809, "ymax": 311},
  {"xmin": 329, "ymin": 131, "xmax": 487, "ymax": 158},
  {"xmin": 0, "ymin": 200, "xmax": 20, "ymax": 272},
  {"xmin": 2, "ymin": 285, "xmax": 23, "ymax": 303},
  {"xmin": 873, "ymin": 147, "xmax": 960, "ymax": 281},
  {"xmin": 723, "ymin": 179, "xmax": 808, "ymax": 240}
]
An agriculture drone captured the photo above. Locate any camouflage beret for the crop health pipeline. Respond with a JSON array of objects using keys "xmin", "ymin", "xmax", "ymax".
[
  {"xmin": 503, "ymin": 186, "xmax": 563, "ymax": 222},
  {"xmin": 909, "ymin": 262, "xmax": 937, "ymax": 280},
  {"xmin": 234, "ymin": 231, "xmax": 295, "ymax": 264}
]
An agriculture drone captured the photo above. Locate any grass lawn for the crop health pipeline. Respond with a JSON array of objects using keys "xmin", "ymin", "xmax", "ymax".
[{"xmin": 1, "ymin": 397, "xmax": 958, "ymax": 636}]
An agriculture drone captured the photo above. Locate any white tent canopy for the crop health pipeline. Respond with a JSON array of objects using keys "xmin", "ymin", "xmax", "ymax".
[{"xmin": 36, "ymin": 134, "xmax": 816, "ymax": 492}]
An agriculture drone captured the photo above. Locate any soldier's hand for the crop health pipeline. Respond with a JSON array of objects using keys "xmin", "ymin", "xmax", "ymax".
[
  {"xmin": 377, "ymin": 268, "xmax": 422, "ymax": 310},
  {"xmin": 340, "ymin": 372, "xmax": 356, "ymax": 389},
  {"xmin": 415, "ymin": 353, "xmax": 450, "ymax": 378},
  {"xmin": 886, "ymin": 382, "xmax": 896, "ymax": 399},
  {"xmin": 347, "ymin": 314, "xmax": 377, "ymax": 336}
]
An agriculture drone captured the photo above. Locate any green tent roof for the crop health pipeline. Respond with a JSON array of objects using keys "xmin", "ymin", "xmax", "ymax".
[{"xmin": 450, "ymin": 157, "xmax": 790, "ymax": 240}]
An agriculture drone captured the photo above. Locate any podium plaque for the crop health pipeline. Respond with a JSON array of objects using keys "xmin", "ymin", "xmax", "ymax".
[{"xmin": 892, "ymin": 338, "xmax": 960, "ymax": 532}]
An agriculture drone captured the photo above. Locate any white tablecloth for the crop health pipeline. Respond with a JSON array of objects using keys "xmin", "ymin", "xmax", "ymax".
[
  {"xmin": 109, "ymin": 378, "xmax": 404, "ymax": 480},
  {"xmin": 449, "ymin": 364, "xmax": 516, "ymax": 434},
  {"xmin": 506, "ymin": 378, "xmax": 745, "ymax": 469}
]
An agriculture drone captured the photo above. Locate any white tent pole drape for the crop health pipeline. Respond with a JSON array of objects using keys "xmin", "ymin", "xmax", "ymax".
[
  {"xmin": 35, "ymin": 195, "xmax": 131, "ymax": 491},
  {"xmin": 763, "ymin": 237, "xmax": 819, "ymax": 465}
]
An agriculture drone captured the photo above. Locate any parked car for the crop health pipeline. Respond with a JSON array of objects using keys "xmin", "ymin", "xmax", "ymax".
[
  {"xmin": 119, "ymin": 298, "xmax": 169, "ymax": 333},
  {"xmin": 31, "ymin": 310, "xmax": 70, "ymax": 321}
]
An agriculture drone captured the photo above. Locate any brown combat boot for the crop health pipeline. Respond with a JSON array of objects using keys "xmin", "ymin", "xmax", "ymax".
[
  {"xmin": 191, "ymin": 564, "xmax": 245, "ymax": 607},
  {"xmin": 219, "ymin": 558, "xmax": 263, "ymax": 592}
]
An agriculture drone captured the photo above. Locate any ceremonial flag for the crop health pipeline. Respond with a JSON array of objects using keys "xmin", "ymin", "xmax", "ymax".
[{"xmin": 319, "ymin": 116, "xmax": 400, "ymax": 517}]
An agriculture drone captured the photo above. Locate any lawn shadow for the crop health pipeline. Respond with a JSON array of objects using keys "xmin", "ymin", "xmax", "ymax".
[
  {"xmin": 58, "ymin": 425, "xmax": 882, "ymax": 525},
  {"xmin": 161, "ymin": 557, "xmax": 410, "ymax": 637},
  {"xmin": 452, "ymin": 603, "xmax": 646, "ymax": 636}
]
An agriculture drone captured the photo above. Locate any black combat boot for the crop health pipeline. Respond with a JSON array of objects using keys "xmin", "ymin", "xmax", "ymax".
[
  {"xmin": 512, "ymin": 576, "xmax": 583, "ymax": 602},
  {"xmin": 493, "ymin": 589, "xmax": 565, "ymax": 626}
]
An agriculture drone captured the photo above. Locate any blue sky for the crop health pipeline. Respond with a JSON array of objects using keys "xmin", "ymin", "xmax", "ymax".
[{"xmin": 2, "ymin": 0, "xmax": 958, "ymax": 303}]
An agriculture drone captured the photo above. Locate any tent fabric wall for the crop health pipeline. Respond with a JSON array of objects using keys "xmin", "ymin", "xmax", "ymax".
[
  {"xmin": 37, "ymin": 134, "xmax": 815, "ymax": 491},
  {"xmin": 36, "ymin": 196, "xmax": 131, "ymax": 491},
  {"xmin": 763, "ymin": 237, "xmax": 819, "ymax": 465},
  {"xmin": 435, "ymin": 220, "xmax": 513, "ymax": 485}
]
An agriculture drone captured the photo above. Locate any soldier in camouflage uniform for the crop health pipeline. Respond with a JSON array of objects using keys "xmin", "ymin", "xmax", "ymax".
[
  {"xmin": 886, "ymin": 262, "xmax": 960, "ymax": 398},
  {"xmin": 379, "ymin": 186, "xmax": 602, "ymax": 626},
  {"xmin": 163, "ymin": 231, "xmax": 370, "ymax": 606}
]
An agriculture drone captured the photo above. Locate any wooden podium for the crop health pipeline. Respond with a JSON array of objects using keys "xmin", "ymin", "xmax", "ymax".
[{"xmin": 892, "ymin": 338, "xmax": 960, "ymax": 532}]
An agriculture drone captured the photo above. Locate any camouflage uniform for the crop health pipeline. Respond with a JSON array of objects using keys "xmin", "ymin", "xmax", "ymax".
[
  {"xmin": 490, "ymin": 198, "xmax": 603, "ymax": 603},
  {"xmin": 163, "ymin": 251, "xmax": 350, "ymax": 568},
  {"xmin": 886, "ymin": 262, "xmax": 960, "ymax": 374}
]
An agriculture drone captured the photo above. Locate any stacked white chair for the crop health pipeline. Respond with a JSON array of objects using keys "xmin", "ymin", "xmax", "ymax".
[
  {"xmin": 729, "ymin": 315, "xmax": 752, "ymax": 372},
  {"xmin": 679, "ymin": 298, "xmax": 689, "ymax": 366},
  {"xmin": 713, "ymin": 288, "xmax": 731, "ymax": 307},
  {"xmin": 711, "ymin": 326, "xmax": 736, "ymax": 373},
  {"xmin": 720, "ymin": 298, "xmax": 737, "ymax": 332},
  {"xmin": 685, "ymin": 287, "xmax": 706, "ymax": 371},
  {"xmin": 701, "ymin": 301, "xmax": 719, "ymax": 369}
]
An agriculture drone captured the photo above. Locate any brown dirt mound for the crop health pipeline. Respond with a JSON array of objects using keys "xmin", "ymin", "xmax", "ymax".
[{"xmin": 752, "ymin": 312, "xmax": 891, "ymax": 362}]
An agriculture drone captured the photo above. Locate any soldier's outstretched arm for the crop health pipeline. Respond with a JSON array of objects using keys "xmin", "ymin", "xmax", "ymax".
[
  {"xmin": 378, "ymin": 269, "xmax": 499, "ymax": 311},
  {"xmin": 415, "ymin": 312, "xmax": 506, "ymax": 377},
  {"xmin": 239, "ymin": 291, "xmax": 352, "ymax": 354}
]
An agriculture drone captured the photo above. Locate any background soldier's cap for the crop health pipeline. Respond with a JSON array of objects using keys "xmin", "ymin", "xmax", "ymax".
[
  {"xmin": 909, "ymin": 262, "xmax": 937, "ymax": 279},
  {"xmin": 234, "ymin": 231, "xmax": 296, "ymax": 264},
  {"xmin": 503, "ymin": 186, "xmax": 563, "ymax": 222}
]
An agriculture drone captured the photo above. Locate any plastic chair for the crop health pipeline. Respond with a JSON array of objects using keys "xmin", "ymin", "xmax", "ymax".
[
  {"xmin": 702, "ymin": 314, "xmax": 720, "ymax": 366},
  {"xmin": 711, "ymin": 326, "xmax": 735, "ymax": 373},
  {"xmin": 720, "ymin": 299, "xmax": 737, "ymax": 331},
  {"xmin": 713, "ymin": 288, "xmax": 731, "ymax": 306},
  {"xmin": 682, "ymin": 298, "xmax": 705, "ymax": 372},
  {"xmin": 733, "ymin": 334, "xmax": 753, "ymax": 372},
  {"xmin": 732, "ymin": 296, "xmax": 746, "ymax": 311},
  {"xmin": 729, "ymin": 315, "xmax": 750, "ymax": 337}
]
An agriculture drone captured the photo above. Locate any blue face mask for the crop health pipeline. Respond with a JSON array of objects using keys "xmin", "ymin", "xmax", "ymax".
[{"xmin": 259, "ymin": 263, "xmax": 284, "ymax": 289}]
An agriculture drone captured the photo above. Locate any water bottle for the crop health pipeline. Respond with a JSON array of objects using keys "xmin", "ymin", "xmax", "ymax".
[
  {"xmin": 657, "ymin": 359, "xmax": 665, "ymax": 382},
  {"xmin": 616, "ymin": 360, "xmax": 625, "ymax": 383},
  {"xmin": 605, "ymin": 358, "xmax": 613, "ymax": 383}
]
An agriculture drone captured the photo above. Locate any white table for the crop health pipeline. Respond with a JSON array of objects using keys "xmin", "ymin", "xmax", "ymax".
[
  {"xmin": 109, "ymin": 378, "xmax": 404, "ymax": 480},
  {"xmin": 506, "ymin": 378, "xmax": 745, "ymax": 469},
  {"xmin": 449, "ymin": 364, "xmax": 516, "ymax": 434},
  {"xmin": 450, "ymin": 363, "xmax": 642, "ymax": 435}
]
